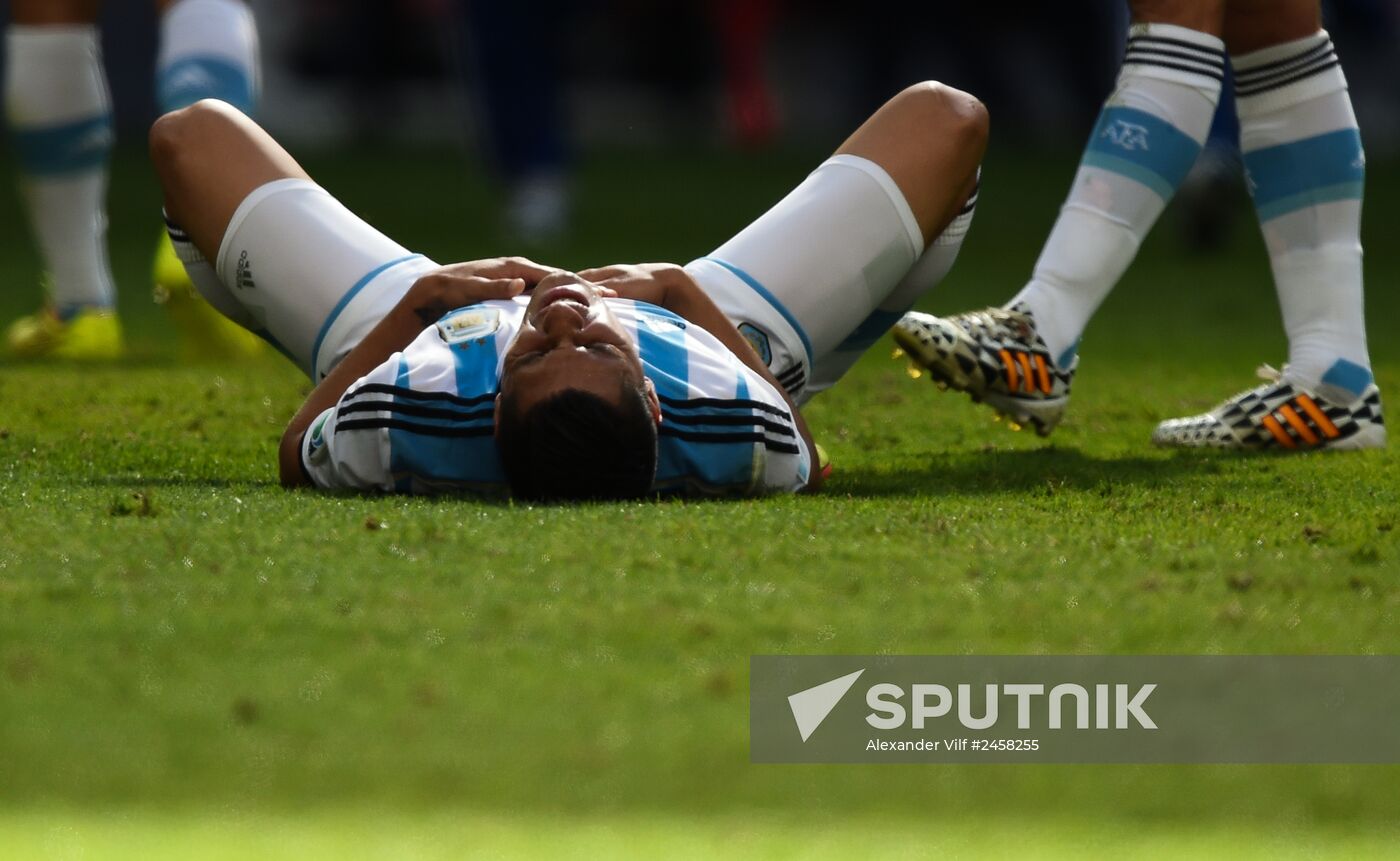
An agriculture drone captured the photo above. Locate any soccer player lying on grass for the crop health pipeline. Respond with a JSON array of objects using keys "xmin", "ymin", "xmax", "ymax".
[{"xmin": 151, "ymin": 84, "xmax": 986, "ymax": 500}]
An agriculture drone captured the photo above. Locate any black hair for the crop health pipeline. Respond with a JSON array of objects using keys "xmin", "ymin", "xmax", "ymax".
[{"xmin": 496, "ymin": 383, "xmax": 658, "ymax": 501}]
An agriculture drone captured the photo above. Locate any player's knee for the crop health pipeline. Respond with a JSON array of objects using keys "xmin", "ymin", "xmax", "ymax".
[
  {"xmin": 898, "ymin": 81, "xmax": 989, "ymax": 153},
  {"xmin": 150, "ymin": 100, "xmax": 232, "ymax": 182}
]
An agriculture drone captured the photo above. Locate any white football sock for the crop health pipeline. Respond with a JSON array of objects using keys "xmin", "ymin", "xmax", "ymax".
[
  {"xmin": 5, "ymin": 25, "xmax": 116, "ymax": 314},
  {"xmin": 157, "ymin": 0, "xmax": 261, "ymax": 114},
  {"xmin": 1009, "ymin": 23, "xmax": 1225, "ymax": 367},
  {"xmin": 1233, "ymin": 31, "xmax": 1372, "ymax": 398}
]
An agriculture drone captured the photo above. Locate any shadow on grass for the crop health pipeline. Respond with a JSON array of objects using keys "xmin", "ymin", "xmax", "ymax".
[
  {"xmin": 82, "ymin": 476, "xmax": 276, "ymax": 491},
  {"xmin": 78, "ymin": 450, "xmax": 1247, "ymax": 502},
  {"xmin": 833, "ymin": 446, "xmax": 1239, "ymax": 498}
]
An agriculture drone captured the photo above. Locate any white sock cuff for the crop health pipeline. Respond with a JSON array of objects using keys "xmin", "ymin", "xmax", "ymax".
[
  {"xmin": 164, "ymin": 211, "xmax": 208, "ymax": 265},
  {"xmin": 1233, "ymin": 31, "xmax": 1346, "ymax": 119},
  {"xmin": 1121, "ymin": 22, "xmax": 1226, "ymax": 90},
  {"xmin": 935, "ymin": 173, "xmax": 979, "ymax": 246}
]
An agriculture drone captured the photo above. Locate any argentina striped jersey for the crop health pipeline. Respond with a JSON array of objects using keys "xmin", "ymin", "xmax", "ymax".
[{"xmin": 300, "ymin": 297, "xmax": 811, "ymax": 496}]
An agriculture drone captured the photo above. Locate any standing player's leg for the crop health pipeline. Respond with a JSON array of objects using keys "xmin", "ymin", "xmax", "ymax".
[
  {"xmin": 151, "ymin": 100, "xmax": 439, "ymax": 379},
  {"xmin": 150, "ymin": 0, "xmax": 268, "ymax": 359},
  {"xmin": 683, "ymin": 82, "xmax": 986, "ymax": 404},
  {"xmin": 3, "ymin": 0, "xmax": 121, "ymax": 360},
  {"xmin": 154, "ymin": 0, "xmax": 259, "ymax": 115},
  {"xmin": 1153, "ymin": 0, "xmax": 1384, "ymax": 450},
  {"xmin": 896, "ymin": 0, "xmax": 1229, "ymax": 434}
]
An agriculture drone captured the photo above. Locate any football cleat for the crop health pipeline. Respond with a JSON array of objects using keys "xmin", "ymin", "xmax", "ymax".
[
  {"xmin": 892, "ymin": 304, "xmax": 1076, "ymax": 436},
  {"xmin": 4, "ymin": 304, "xmax": 124, "ymax": 361},
  {"xmin": 1152, "ymin": 365, "xmax": 1385, "ymax": 451},
  {"xmin": 154, "ymin": 231, "xmax": 265, "ymax": 361}
]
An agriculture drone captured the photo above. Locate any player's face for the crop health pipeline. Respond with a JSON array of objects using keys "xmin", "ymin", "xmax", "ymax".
[{"xmin": 499, "ymin": 271, "xmax": 650, "ymax": 413}]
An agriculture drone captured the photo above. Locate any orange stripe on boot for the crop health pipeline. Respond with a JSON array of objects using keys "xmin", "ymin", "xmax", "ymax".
[
  {"xmin": 1015, "ymin": 352, "xmax": 1034, "ymax": 393},
  {"xmin": 1261, "ymin": 414, "xmax": 1296, "ymax": 448},
  {"xmin": 1295, "ymin": 395, "xmax": 1341, "ymax": 438},
  {"xmin": 1033, "ymin": 354, "xmax": 1052, "ymax": 393},
  {"xmin": 999, "ymin": 349, "xmax": 1019, "ymax": 392},
  {"xmin": 1278, "ymin": 404, "xmax": 1319, "ymax": 445}
]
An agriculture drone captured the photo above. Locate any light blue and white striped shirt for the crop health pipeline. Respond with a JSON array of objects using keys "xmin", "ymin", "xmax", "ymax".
[{"xmin": 301, "ymin": 297, "xmax": 810, "ymax": 496}]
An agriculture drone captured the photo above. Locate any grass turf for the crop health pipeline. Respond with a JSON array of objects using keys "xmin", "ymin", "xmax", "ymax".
[{"xmin": 1, "ymin": 142, "xmax": 1398, "ymax": 857}]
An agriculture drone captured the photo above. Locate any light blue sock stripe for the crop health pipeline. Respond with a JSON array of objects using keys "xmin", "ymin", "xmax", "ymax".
[
  {"xmin": 11, "ymin": 115, "xmax": 114, "ymax": 176},
  {"xmin": 1082, "ymin": 106, "xmax": 1202, "ymax": 199},
  {"xmin": 158, "ymin": 57, "xmax": 256, "ymax": 114},
  {"xmin": 1321, "ymin": 358, "xmax": 1372, "ymax": 396},
  {"xmin": 1255, "ymin": 182, "xmax": 1365, "ymax": 222},
  {"xmin": 700, "ymin": 256, "xmax": 814, "ymax": 370},
  {"xmin": 1081, "ymin": 152, "xmax": 1175, "ymax": 200},
  {"xmin": 1244, "ymin": 128, "xmax": 1364, "ymax": 221},
  {"xmin": 311, "ymin": 254, "xmax": 423, "ymax": 378}
]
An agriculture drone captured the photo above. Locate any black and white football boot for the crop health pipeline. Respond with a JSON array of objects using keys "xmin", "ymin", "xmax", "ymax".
[
  {"xmin": 892, "ymin": 303, "xmax": 1076, "ymax": 436},
  {"xmin": 1152, "ymin": 364, "xmax": 1385, "ymax": 451}
]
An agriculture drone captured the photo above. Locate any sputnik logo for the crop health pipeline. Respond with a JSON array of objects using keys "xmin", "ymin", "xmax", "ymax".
[{"xmin": 787, "ymin": 669, "xmax": 864, "ymax": 742}]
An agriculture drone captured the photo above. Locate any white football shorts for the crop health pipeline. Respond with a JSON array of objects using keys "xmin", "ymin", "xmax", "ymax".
[
  {"xmin": 217, "ymin": 153, "xmax": 924, "ymax": 391},
  {"xmin": 684, "ymin": 153, "xmax": 925, "ymax": 402},
  {"xmin": 216, "ymin": 177, "xmax": 439, "ymax": 380}
]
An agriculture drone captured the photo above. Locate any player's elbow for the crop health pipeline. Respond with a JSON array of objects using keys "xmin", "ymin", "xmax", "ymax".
[
  {"xmin": 277, "ymin": 426, "xmax": 310, "ymax": 489},
  {"xmin": 899, "ymin": 81, "xmax": 989, "ymax": 157}
]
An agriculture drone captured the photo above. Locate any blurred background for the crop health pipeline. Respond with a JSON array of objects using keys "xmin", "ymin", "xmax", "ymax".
[{"xmin": 2, "ymin": 0, "xmax": 1396, "ymax": 246}]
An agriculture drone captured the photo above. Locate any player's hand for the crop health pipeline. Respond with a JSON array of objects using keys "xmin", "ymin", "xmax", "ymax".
[
  {"xmin": 410, "ymin": 257, "xmax": 562, "ymax": 314},
  {"xmin": 576, "ymin": 263, "xmax": 691, "ymax": 306}
]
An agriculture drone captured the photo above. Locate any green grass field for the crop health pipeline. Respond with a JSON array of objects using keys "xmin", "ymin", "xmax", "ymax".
[{"xmin": 2, "ymin": 141, "xmax": 1398, "ymax": 858}]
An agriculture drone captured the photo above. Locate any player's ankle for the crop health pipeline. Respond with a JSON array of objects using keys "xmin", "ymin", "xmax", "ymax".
[{"xmin": 1003, "ymin": 291, "xmax": 1079, "ymax": 370}]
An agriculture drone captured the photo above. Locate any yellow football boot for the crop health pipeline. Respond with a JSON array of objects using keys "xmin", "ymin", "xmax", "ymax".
[
  {"xmin": 153, "ymin": 231, "xmax": 264, "ymax": 361},
  {"xmin": 5, "ymin": 304, "xmax": 124, "ymax": 361}
]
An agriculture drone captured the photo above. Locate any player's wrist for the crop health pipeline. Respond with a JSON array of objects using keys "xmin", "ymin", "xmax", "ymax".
[{"xmin": 400, "ymin": 277, "xmax": 457, "ymax": 326}]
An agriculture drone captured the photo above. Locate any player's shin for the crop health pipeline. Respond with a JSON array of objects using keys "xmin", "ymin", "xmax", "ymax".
[
  {"xmin": 1009, "ymin": 23, "xmax": 1225, "ymax": 368},
  {"xmin": 1233, "ymin": 31, "xmax": 1372, "ymax": 399}
]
